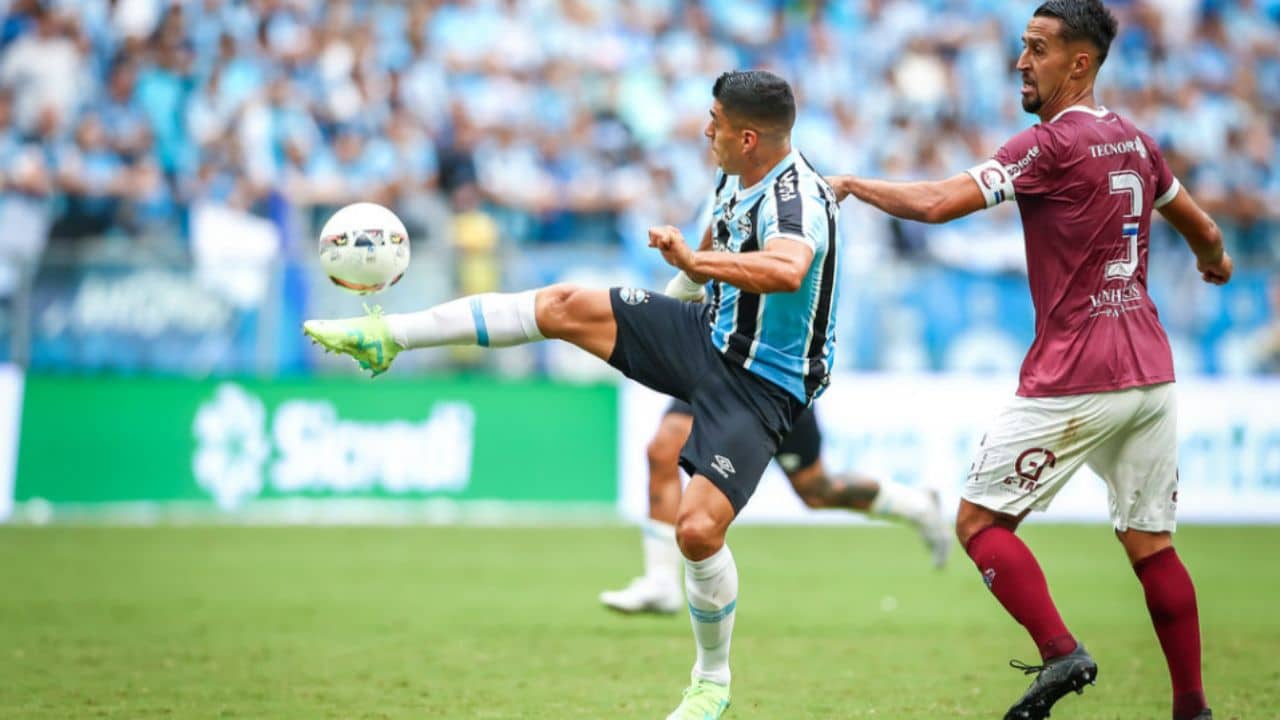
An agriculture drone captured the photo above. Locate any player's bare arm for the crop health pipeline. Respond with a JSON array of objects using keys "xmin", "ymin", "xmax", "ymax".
[
  {"xmin": 1156, "ymin": 188, "xmax": 1233, "ymax": 285},
  {"xmin": 685, "ymin": 225, "xmax": 715, "ymax": 283},
  {"xmin": 826, "ymin": 172, "xmax": 987, "ymax": 224},
  {"xmin": 649, "ymin": 225, "xmax": 813, "ymax": 294}
]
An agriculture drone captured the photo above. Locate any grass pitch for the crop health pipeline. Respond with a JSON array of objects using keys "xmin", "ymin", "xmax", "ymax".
[{"xmin": 0, "ymin": 525, "xmax": 1276, "ymax": 719}]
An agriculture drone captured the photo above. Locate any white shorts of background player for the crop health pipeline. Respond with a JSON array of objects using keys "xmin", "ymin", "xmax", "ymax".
[{"xmin": 964, "ymin": 382, "xmax": 1178, "ymax": 532}]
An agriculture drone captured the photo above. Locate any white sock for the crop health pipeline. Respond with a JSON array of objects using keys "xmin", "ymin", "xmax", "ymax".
[
  {"xmin": 384, "ymin": 291, "xmax": 543, "ymax": 349},
  {"xmin": 642, "ymin": 519, "xmax": 681, "ymax": 590},
  {"xmin": 870, "ymin": 480, "xmax": 935, "ymax": 528},
  {"xmin": 684, "ymin": 544, "xmax": 737, "ymax": 686}
]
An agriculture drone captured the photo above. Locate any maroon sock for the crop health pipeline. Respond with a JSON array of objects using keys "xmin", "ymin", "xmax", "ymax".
[
  {"xmin": 1134, "ymin": 547, "xmax": 1207, "ymax": 720},
  {"xmin": 966, "ymin": 526, "xmax": 1077, "ymax": 661}
]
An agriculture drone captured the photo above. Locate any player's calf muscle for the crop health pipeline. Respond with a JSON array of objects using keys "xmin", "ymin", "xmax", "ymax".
[{"xmin": 955, "ymin": 500, "xmax": 1023, "ymax": 546}]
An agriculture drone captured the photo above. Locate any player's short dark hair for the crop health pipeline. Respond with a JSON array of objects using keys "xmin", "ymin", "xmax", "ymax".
[
  {"xmin": 712, "ymin": 70, "xmax": 796, "ymax": 136},
  {"xmin": 1034, "ymin": 0, "xmax": 1119, "ymax": 67}
]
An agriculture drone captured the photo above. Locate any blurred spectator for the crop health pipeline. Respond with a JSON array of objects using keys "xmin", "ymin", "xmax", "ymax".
[
  {"xmin": 0, "ymin": 8, "xmax": 87, "ymax": 133},
  {"xmin": 1248, "ymin": 280, "xmax": 1280, "ymax": 373},
  {"xmin": 0, "ymin": 0, "xmax": 1275, "ymax": 375},
  {"xmin": 50, "ymin": 112, "xmax": 127, "ymax": 240},
  {"xmin": 0, "ymin": 90, "xmax": 52, "ymax": 295}
]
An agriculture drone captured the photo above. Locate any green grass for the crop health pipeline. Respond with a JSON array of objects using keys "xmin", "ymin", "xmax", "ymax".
[{"xmin": 0, "ymin": 525, "xmax": 1276, "ymax": 719}]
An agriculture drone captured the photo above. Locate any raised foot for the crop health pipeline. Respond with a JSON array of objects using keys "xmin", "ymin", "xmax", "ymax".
[
  {"xmin": 599, "ymin": 576, "xmax": 682, "ymax": 615},
  {"xmin": 302, "ymin": 306, "xmax": 402, "ymax": 376}
]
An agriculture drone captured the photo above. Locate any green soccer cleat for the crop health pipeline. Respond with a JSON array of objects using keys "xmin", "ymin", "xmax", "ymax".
[
  {"xmin": 666, "ymin": 679, "xmax": 730, "ymax": 720},
  {"xmin": 302, "ymin": 306, "xmax": 403, "ymax": 376}
]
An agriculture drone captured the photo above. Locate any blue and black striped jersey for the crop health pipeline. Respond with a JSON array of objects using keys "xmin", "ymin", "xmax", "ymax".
[{"xmin": 705, "ymin": 150, "xmax": 840, "ymax": 403}]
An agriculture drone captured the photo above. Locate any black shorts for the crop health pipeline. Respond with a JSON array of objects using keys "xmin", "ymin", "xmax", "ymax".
[
  {"xmin": 607, "ymin": 287, "xmax": 804, "ymax": 513},
  {"xmin": 666, "ymin": 400, "xmax": 822, "ymax": 474}
]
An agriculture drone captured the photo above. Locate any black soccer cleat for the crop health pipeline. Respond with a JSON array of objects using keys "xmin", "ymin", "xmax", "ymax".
[
  {"xmin": 1003, "ymin": 644, "xmax": 1098, "ymax": 720},
  {"xmin": 1188, "ymin": 710, "xmax": 1213, "ymax": 720}
]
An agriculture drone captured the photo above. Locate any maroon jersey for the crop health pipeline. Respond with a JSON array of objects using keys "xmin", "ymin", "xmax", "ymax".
[{"xmin": 966, "ymin": 106, "xmax": 1181, "ymax": 397}]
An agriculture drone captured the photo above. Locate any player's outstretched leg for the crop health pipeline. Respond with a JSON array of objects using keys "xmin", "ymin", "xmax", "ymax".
[
  {"xmin": 303, "ymin": 285, "xmax": 617, "ymax": 374},
  {"xmin": 667, "ymin": 476, "xmax": 736, "ymax": 720},
  {"xmin": 957, "ymin": 500, "xmax": 1096, "ymax": 720},
  {"xmin": 1121, "ymin": 530, "xmax": 1211, "ymax": 720},
  {"xmin": 790, "ymin": 464, "xmax": 951, "ymax": 568},
  {"xmin": 600, "ymin": 411, "xmax": 688, "ymax": 614}
]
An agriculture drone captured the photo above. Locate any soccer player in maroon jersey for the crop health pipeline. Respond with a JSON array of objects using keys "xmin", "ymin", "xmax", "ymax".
[{"xmin": 827, "ymin": 2, "xmax": 1231, "ymax": 719}]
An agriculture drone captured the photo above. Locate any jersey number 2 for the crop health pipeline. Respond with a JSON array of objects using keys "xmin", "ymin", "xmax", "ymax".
[{"xmin": 1105, "ymin": 170, "xmax": 1143, "ymax": 280}]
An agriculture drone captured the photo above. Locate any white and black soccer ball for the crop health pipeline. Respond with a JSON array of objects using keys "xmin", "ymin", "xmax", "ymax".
[{"xmin": 317, "ymin": 202, "xmax": 410, "ymax": 295}]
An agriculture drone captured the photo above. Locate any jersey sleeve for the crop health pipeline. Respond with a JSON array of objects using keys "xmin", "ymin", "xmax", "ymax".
[
  {"xmin": 966, "ymin": 125, "xmax": 1056, "ymax": 207},
  {"xmin": 1142, "ymin": 131, "xmax": 1181, "ymax": 208},
  {"xmin": 758, "ymin": 166, "xmax": 828, "ymax": 254}
]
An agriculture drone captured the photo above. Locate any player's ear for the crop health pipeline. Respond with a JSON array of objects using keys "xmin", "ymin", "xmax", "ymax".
[
  {"xmin": 740, "ymin": 127, "xmax": 758, "ymax": 154},
  {"xmin": 1071, "ymin": 49, "xmax": 1093, "ymax": 79}
]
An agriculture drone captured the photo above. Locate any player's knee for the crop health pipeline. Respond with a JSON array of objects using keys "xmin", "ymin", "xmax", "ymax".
[
  {"xmin": 954, "ymin": 505, "xmax": 994, "ymax": 549},
  {"xmin": 646, "ymin": 434, "xmax": 682, "ymax": 475},
  {"xmin": 1115, "ymin": 528, "xmax": 1173, "ymax": 565},
  {"xmin": 675, "ymin": 511, "xmax": 725, "ymax": 560},
  {"xmin": 533, "ymin": 284, "xmax": 578, "ymax": 338},
  {"xmin": 955, "ymin": 501, "xmax": 1021, "ymax": 548}
]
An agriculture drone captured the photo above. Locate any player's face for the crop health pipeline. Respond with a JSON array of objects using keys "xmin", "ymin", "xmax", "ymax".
[
  {"xmin": 705, "ymin": 101, "xmax": 746, "ymax": 174},
  {"xmin": 1017, "ymin": 17, "xmax": 1072, "ymax": 114}
]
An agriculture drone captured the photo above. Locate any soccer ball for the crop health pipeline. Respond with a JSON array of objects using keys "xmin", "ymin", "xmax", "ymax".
[{"xmin": 318, "ymin": 202, "xmax": 410, "ymax": 295}]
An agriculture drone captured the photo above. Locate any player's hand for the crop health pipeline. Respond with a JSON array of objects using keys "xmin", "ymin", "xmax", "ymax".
[
  {"xmin": 1197, "ymin": 251, "xmax": 1233, "ymax": 285},
  {"xmin": 648, "ymin": 225, "xmax": 693, "ymax": 271},
  {"xmin": 824, "ymin": 175, "xmax": 853, "ymax": 202}
]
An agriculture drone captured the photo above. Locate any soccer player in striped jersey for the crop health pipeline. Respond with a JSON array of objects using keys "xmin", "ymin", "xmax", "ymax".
[
  {"xmin": 304, "ymin": 70, "xmax": 840, "ymax": 720},
  {"xmin": 828, "ymin": 2, "xmax": 1228, "ymax": 719}
]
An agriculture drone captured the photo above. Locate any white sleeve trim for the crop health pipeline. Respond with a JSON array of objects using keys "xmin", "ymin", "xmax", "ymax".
[
  {"xmin": 965, "ymin": 159, "xmax": 1016, "ymax": 208},
  {"xmin": 764, "ymin": 233, "xmax": 816, "ymax": 251},
  {"xmin": 1154, "ymin": 177, "xmax": 1181, "ymax": 209}
]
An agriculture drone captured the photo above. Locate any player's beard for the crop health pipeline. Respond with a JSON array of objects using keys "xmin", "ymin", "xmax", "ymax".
[{"xmin": 1021, "ymin": 77, "xmax": 1042, "ymax": 113}]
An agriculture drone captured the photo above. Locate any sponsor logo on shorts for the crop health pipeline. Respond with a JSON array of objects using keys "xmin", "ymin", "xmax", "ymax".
[
  {"xmin": 619, "ymin": 288, "xmax": 649, "ymax": 305},
  {"xmin": 1001, "ymin": 447, "xmax": 1057, "ymax": 493},
  {"xmin": 711, "ymin": 454, "xmax": 736, "ymax": 478}
]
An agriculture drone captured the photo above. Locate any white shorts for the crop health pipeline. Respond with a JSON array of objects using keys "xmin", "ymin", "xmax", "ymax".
[{"xmin": 963, "ymin": 382, "xmax": 1179, "ymax": 532}]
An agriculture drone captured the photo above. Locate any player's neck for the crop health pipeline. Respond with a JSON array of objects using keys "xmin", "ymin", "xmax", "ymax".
[
  {"xmin": 1038, "ymin": 86, "xmax": 1099, "ymax": 123},
  {"xmin": 738, "ymin": 144, "xmax": 791, "ymax": 189}
]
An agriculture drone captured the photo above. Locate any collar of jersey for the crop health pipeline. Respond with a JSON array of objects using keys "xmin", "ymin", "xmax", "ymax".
[
  {"xmin": 1049, "ymin": 104, "xmax": 1111, "ymax": 123},
  {"xmin": 733, "ymin": 149, "xmax": 800, "ymax": 200}
]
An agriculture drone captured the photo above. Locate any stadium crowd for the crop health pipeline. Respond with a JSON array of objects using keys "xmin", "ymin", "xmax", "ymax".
[{"xmin": 0, "ymin": 0, "xmax": 1277, "ymax": 372}]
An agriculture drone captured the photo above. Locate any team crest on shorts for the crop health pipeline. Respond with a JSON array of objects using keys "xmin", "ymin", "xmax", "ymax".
[{"xmin": 619, "ymin": 288, "xmax": 649, "ymax": 305}]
